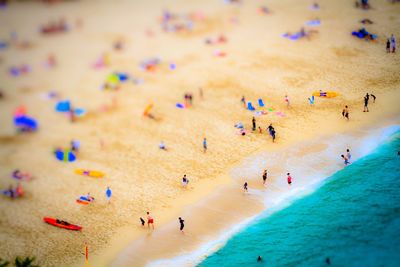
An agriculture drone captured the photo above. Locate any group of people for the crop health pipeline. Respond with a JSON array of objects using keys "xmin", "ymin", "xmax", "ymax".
[
  {"xmin": 386, "ymin": 34, "xmax": 397, "ymax": 53},
  {"xmin": 139, "ymin": 212, "xmax": 185, "ymax": 233},
  {"xmin": 243, "ymin": 170, "xmax": 293, "ymax": 193},
  {"xmin": 341, "ymin": 149, "xmax": 352, "ymax": 165}
]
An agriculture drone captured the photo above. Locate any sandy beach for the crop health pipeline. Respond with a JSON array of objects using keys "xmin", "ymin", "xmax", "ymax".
[{"xmin": 0, "ymin": 0, "xmax": 399, "ymax": 266}]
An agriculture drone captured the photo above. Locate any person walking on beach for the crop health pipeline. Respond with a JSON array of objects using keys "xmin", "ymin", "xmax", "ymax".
[
  {"xmin": 203, "ymin": 138, "xmax": 207, "ymax": 153},
  {"xmin": 342, "ymin": 106, "xmax": 349, "ymax": 120},
  {"xmin": 341, "ymin": 154, "xmax": 350, "ymax": 165},
  {"xmin": 106, "ymin": 186, "xmax": 112, "ymax": 203},
  {"xmin": 252, "ymin": 117, "xmax": 256, "ymax": 131},
  {"xmin": 258, "ymin": 126, "xmax": 263, "ymax": 134},
  {"xmin": 390, "ymin": 34, "xmax": 396, "ymax": 53},
  {"xmin": 243, "ymin": 182, "xmax": 248, "ymax": 193},
  {"xmin": 262, "ymin": 170, "xmax": 268, "ymax": 185},
  {"xmin": 147, "ymin": 212, "xmax": 154, "ymax": 230},
  {"xmin": 346, "ymin": 149, "xmax": 352, "ymax": 160},
  {"xmin": 287, "ymin": 173, "xmax": 292, "ymax": 185},
  {"xmin": 363, "ymin": 94, "xmax": 369, "ymax": 112},
  {"xmin": 386, "ymin": 38, "xmax": 391, "ymax": 53},
  {"xmin": 179, "ymin": 217, "xmax": 185, "ymax": 233}
]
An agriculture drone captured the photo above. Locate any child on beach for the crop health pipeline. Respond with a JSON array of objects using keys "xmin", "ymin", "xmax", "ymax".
[
  {"xmin": 341, "ymin": 154, "xmax": 350, "ymax": 165},
  {"xmin": 203, "ymin": 138, "xmax": 207, "ymax": 153},
  {"xmin": 262, "ymin": 170, "xmax": 268, "ymax": 185},
  {"xmin": 387, "ymin": 39, "xmax": 391, "ymax": 53},
  {"xmin": 243, "ymin": 182, "xmax": 248, "ymax": 193},
  {"xmin": 179, "ymin": 217, "xmax": 185, "ymax": 233},
  {"xmin": 287, "ymin": 173, "xmax": 292, "ymax": 185},
  {"xmin": 147, "ymin": 212, "xmax": 154, "ymax": 230},
  {"xmin": 106, "ymin": 186, "xmax": 112, "ymax": 203}
]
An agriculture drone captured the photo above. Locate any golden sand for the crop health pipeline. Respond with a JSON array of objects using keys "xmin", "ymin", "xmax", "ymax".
[{"xmin": 0, "ymin": 0, "xmax": 399, "ymax": 266}]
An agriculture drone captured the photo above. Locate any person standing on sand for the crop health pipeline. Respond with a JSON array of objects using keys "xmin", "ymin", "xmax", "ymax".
[
  {"xmin": 386, "ymin": 39, "xmax": 391, "ymax": 53},
  {"xmin": 390, "ymin": 34, "xmax": 396, "ymax": 53},
  {"xmin": 252, "ymin": 117, "xmax": 256, "ymax": 131},
  {"xmin": 243, "ymin": 182, "xmax": 248, "ymax": 193},
  {"xmin": 106, "ymin": 186, "xmax": 112, "ymax": 203},
  {"xmin": 287, "ymin": 173, "xmax": 292, "ymax": 185},
  {"xmin": 285, "ymin": 95, "xmax": 290, "ymax": 107},
  {"xmin": 363, "ymin": 95, "xmax": 369, "ymax": 112},
  {"xmin": 342, "ymin": 106, "xmax": 349, "ymax": 120},
  {"xmin": 263, "ymin": 170, "xmax": 268, "ymax": 185},
  {"xmin": 179, "ymin": 217, "xmax": 185, "ymax": 233},
  {"xmin": 203, "ymin": 138, "xmax": 207, "ymax": 153},
  {"xmin": 147, "ymin": 212, "xmax": 154, "ymax": 230}
]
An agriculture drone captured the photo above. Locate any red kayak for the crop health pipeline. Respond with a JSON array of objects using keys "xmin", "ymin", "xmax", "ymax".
[{"xmin": 43, "ymin": 217, "xmax": 82, "ymax": 231}]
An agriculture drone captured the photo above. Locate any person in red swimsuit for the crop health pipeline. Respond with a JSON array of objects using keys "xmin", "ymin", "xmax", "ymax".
[
  {"xmin": 147, "ymin": 212, "xmax": 154, "ymax": 230},
  {"xmin": 287, "ymin": 173, "xmax": 292, "ymax": 185}
]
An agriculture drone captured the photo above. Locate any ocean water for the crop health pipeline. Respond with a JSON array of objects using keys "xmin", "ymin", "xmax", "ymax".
[{"xmin": 199, "ymin": 132, "xmax": 400, "ymax": 267}]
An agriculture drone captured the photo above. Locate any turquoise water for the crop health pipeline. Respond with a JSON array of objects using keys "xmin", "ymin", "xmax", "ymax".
[{"xmin": 199, "ymin": 132, "xmax": 400, "ymax": 267}]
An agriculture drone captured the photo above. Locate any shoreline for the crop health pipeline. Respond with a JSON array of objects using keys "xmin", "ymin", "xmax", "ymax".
[
  {"xmin": 105, "ymin": 118, "xmax": 400, "ymax": 267},
  {"xmin": 1, "ymin": 1, "xmax": 399, "ymax": 266}
]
